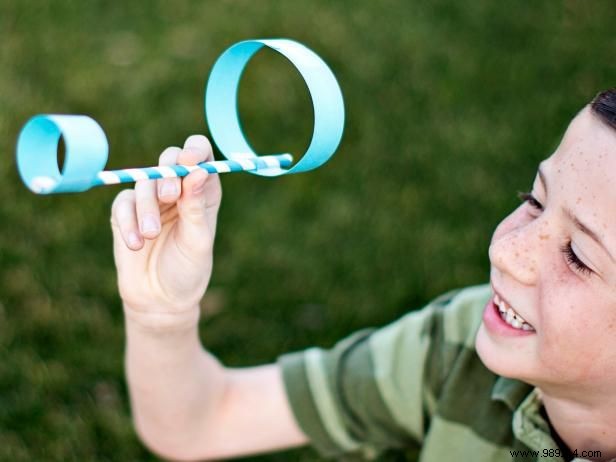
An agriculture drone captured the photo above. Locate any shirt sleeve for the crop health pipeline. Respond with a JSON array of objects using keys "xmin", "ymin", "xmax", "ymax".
[{"xmin": 276, "ymin": 284, "xmax": 490, "ymax": 460}]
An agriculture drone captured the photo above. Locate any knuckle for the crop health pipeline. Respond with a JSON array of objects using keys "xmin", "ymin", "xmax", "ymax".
[
  {"xmin": 184, "ymin": 134, "xmax": 210, "ymax": 148},
  {"xmin": 157, "ymin": 177, "xmax": 180, "ymax": 201},
  {"xmin": 159, "ymin": 146, "xmax": 181, "ymax": 165},
  {"xmin": 111, "ymin": 189, "xmax": 135, "ymax": 215},
  {"xmin": 134, "ymin": 177, "xmax": 155, "ymax": 192},
  {"xmin": 134, "ymin": 180, "xmax": 158, "ymax": 206},
  {"xmin": 184, "ymin": 135, "xmax": 213, "ymax": 160}
]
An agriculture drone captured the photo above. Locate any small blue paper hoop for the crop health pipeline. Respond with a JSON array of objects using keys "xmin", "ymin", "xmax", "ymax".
[{"xmin": 16, "ymin": 38, "xmax": 345, "ymax": 194}]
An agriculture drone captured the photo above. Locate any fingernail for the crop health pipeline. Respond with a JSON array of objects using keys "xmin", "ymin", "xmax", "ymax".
[
  {"xmin": 192, "ymin": 174, "xmax": 208, "ymax": 194},
  {"xmin": 141, "ymin": 215, "xmax": 159, "ymax": 234},
  {"xmin": 160, "ymin": 181, "xmax": 177, "ymax": 197},
  {"xmin": 128, "ymin": 232, "xmax": 141, "ymax": 248}
]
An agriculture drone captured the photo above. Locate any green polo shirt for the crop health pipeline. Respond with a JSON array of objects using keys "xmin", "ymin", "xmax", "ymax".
[{"xmin": 277, "ymin": 284, "xmax": 599, "ymax": 462}]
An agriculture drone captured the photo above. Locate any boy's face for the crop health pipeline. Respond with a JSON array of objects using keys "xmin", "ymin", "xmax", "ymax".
[{"xmin": 476, "ymin": 107, "xmax": 616, "ymax": 392}]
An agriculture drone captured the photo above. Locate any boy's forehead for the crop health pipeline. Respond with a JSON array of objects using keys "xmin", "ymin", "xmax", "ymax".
[
  {"xmin": 535, "ymin": 106, "xmax": 616, "ymax": 288},
  {"xmin": 548, "ymin": 107, "xmax": 616, "ymax": 178},
  {"xmin": 557, "ymin": 106, "xmax": 616, "ymax": 157},
  {"xmin": 541, "ymin": 107, "xmax": 616, "ymax": 217}
]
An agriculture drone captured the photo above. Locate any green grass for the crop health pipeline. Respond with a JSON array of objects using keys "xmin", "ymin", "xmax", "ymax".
[{"xmin": 1, "ymin": 1, "xmax": 615, "ymax": 460}]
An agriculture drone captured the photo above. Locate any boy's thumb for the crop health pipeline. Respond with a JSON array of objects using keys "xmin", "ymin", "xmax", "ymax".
[{"xmin": 176, "ymin": 169, "xmax": 212, "ymax": 247}]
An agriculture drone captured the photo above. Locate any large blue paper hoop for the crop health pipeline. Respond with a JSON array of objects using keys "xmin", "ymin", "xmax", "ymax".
[{"xmin": 205, "ymin": 38, "xmax": 345, "ymax": 177}]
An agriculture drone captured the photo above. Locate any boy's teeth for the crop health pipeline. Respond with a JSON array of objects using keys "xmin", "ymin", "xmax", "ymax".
[
  {"xmin": 506, "ymin": 310, "xmax": 514, "ymax": 324},
  {"xmin": 493, "ymin": 294, "xmax": 534, "ymax": 332}
]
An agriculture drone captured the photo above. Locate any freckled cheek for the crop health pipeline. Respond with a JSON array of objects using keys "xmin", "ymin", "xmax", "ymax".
[
  {"xmin": 537, "ymin": 302, "xmax": 612, "ymax": 380},
  {"xmin": 537, "ymin": 333, "xmax": 585, "ymax": 380}
]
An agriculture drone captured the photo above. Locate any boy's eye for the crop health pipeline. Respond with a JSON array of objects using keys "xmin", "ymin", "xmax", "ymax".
[
  {"xmin": 561, "ymin": 242, "xmax": 593, "ymax": 276},
  {"xmin": 517, "ymin": 191, "xmax": 543, "ymax": 211},
  {"xmin": 516, "ymin": 191, "xmax": 593, "ymax": 276}
]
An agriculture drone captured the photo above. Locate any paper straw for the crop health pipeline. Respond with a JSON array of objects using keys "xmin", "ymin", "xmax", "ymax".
[{"xmin": 91, "ymin": 154, "xmax": 293, "ymax": 187}]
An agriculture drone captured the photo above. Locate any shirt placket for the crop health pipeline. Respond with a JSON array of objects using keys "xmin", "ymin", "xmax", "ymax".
[{"xmin": 512, "ymin": 389, "xmax": 564, "ymax": 462}]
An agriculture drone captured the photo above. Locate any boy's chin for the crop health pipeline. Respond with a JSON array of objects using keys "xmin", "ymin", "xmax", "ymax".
[{"xmin": 475, "ymin": 325, "xmax": 528, "ymax": 380}]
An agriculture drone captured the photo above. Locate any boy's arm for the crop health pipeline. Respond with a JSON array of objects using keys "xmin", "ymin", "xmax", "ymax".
[
  {"xmin": 125, "ymin": 310, "xmax": 308, "ymax": 461},
  {"xmin": 111, "ymin": 135, "xmax": 307, "ymax": 460}
]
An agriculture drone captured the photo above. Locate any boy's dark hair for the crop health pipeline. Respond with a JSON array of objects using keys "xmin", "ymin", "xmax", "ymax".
[{"xmin": 591, "ymin": 88, "xmax": 616, "ymax": 130}]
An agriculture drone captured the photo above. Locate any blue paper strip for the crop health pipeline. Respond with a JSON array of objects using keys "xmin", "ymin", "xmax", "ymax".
[
  {"xmin": 16, "ymin": 38, "xmax": 345, "ymax": 194},
  {"xmin": 205, "ymin": 38, "xmax": 345, "ymax": 176},
  {"xmin": 17, "ymin": 115, "xmax": 109, "ymax": 194}
]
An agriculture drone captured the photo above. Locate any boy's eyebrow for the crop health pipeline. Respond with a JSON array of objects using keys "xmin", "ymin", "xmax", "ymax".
[{"xmin": 538, "ymin": 166, "xmax": 615, "ymax": 263}]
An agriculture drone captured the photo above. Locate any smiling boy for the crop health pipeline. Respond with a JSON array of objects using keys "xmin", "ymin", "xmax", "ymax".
[
  {"xmin": 111, "ymin": 89, "xmax": 616, "ymax": 461},
  {"xmin": 477, "ymin": 89, "xmax": 616, "ymax": 460}
]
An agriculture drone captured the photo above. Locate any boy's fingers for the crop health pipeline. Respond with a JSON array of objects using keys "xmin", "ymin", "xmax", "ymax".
[
  {"xmin": 135, "ymin": 178, "xmax": 161, "ymax": 239},
  {"xmin": 157, "ymin": 136, "xmax": 212, "ymax": 206},
  {"xmin": 180, "ymin": 134, "xmax": 214, "ymax": 164},
  {"xmin": 111, "ymin": 189, "xmax": 144, "ymax": 251},
  {"xmin": 157, "ymin": 146, "xmax": 182, "ymax": 204}
]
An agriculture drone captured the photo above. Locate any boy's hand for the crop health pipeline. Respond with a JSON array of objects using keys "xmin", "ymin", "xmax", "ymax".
[{"xmin": 110, "ymin": 135, "xmax": 221, "ymax": 329}]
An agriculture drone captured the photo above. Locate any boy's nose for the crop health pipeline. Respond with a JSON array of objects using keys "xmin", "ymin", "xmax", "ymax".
[{"xmin": 489, "ymin": 223, "xmax": 543, "ymax": 285}]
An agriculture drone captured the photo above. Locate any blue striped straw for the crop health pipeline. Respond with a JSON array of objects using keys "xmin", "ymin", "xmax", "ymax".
[
  {"xmin": 27, "ymin": 154, "xmax": 293, "ymax": 194},
  {"xmin": 92, "ymin": 153, "xmax": 293, "ymax": 187}
]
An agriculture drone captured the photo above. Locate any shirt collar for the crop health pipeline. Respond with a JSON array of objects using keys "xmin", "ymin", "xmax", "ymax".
[
  {"xmin": 490, "ymin": 375, "xmax": 533, "ymax": 411},
  {"xmin": 491, "ymin": 377, "xmax": 616, "ymax": 461},
  {"xmin": 491, "ymin": 379, "xmax": 560, "ymax": 456}
]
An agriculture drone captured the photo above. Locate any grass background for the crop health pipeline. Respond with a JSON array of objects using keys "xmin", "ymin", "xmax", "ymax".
[{"xmin": 0, "ymin": 1, "xmax": 615, "ymax": 460}]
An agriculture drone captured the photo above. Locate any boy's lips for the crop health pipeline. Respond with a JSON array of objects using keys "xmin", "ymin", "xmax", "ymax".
[
  {"xmin": 483, "ymin": 285, "xmax": 536, "ymax": 336},
  {"xmin": 490, "ymin": 285, "xmax": 534, "ymax": 327},
  {"xmin": 483, "ymin": 297, "xmax": 535, "ymax": 336}
]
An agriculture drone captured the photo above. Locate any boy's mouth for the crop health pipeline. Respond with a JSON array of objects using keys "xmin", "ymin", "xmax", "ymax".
[{"xmin": 493, "ymin": 293, "xmax": 535, "ymax": 331}]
